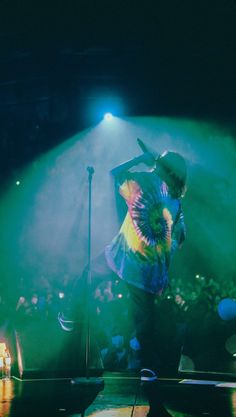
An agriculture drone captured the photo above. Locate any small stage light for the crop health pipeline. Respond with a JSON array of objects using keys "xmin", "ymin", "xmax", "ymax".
[
  {"xmin": 59, "ymin": 292, "xmax": 65, "ymax": 299},
  {"xmin": 104, "ymin": 112, "xmax": 113, "ymax": 121}
]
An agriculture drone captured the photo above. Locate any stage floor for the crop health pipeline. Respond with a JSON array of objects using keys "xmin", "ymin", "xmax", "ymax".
[
  {"xmin": 86, "ymin": 373, "xmax": 236, "ymax": 417},
  {"xmin": 1, "ymin": 372, "xmax": 236, "ymax": 416}
]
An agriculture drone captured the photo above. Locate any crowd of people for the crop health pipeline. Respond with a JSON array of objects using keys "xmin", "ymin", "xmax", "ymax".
[{"xmin": 0, "ymin": 271, "xmax": 235, "ymax": 374}]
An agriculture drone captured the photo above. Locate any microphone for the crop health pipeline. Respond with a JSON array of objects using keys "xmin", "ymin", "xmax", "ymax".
[
  {"xmin": 137, "ymin": 138, "xmax": 150, "ymax": 154},
  {"xmin": 137, "ymin": 138, "xmax": 160, "ymax": 162},
  {"xmin": 87, "ymin": 166, "xmax": 95, "ymax": 175}
]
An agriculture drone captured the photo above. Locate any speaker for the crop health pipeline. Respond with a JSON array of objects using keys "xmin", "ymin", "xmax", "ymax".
[
  {"xmin": 11, "ymin": 319, "xmax": 103, "ymax": 379},
  {"xmin": 178, "ymin": 309, "xmax": 236, "ymax": 380}
]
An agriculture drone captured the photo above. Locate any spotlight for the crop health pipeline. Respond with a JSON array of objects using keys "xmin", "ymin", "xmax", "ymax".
[{"xmin": 104, "ymin": 112, "xmax": 113, "ymax": 121}]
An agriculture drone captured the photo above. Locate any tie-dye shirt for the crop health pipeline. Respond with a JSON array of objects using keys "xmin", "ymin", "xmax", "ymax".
[{"xmin": 105, "ymin": 170, "xmax": 186, "ymax": 294}]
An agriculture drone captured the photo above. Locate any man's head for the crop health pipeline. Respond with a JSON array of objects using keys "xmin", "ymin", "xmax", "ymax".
[{"xmin": 155, "ymin": 151, "xmax": 187, "ymax": 198}]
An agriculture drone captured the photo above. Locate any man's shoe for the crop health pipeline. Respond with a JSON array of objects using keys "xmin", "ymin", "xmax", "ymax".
[
  {"xmin": 140, "ymin": 368, "xmax": 158, "ymax": 382},
  {"xmin": 141, "ymin": 368, "xmax": 157, "ymax": 382}
]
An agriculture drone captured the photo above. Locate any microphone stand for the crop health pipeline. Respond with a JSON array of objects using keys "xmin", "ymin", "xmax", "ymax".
[
  {"xmin": 85, "ymin": 166, "xmax": 94, "ymax": 378},
  {"xmin": 70, "ymin": 166, "xmax": 104, "ymax": 416}
]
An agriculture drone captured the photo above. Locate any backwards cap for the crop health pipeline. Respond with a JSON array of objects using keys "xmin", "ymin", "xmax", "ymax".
[{"xmin": 157, "ymin": 151, "xmax": 187, "ymax": 187}]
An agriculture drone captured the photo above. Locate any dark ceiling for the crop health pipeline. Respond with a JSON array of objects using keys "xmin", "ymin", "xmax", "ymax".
[{"xmin": 1, "ymin": 0, "xmax": 236, "ymax": 180}]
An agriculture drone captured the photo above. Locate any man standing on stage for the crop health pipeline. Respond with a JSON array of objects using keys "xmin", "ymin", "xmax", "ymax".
[
  {"xmin": 105, "ymin": 140, "xmax": 187, "ymax": 417},
  {"xmin": 59, "ymin": 139, "xmax": 187, "ymax": 417}
]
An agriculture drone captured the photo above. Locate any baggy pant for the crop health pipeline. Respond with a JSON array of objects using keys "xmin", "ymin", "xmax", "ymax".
[{"xmin": 69, "ymin": 252, "xmax": 162, "ymax": 374}]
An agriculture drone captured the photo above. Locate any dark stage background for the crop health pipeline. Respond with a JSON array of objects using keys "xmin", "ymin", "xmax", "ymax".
[{"xmin": 0, "ymin": 1, "xmax": 236, "ymax": 378}]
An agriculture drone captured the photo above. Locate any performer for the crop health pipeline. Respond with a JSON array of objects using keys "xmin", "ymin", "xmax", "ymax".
[
  {"xmin": 59, "ymin": 139, "xmax": 187, "ymax": 417},
  {"xmin": 104, "ymin": 141, "xmax": 187, "ymax": 417}
]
